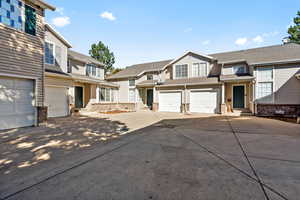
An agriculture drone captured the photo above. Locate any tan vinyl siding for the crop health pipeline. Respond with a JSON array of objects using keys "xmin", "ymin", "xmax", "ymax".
[
  {"xmin": 274, "ymin": 64, "xmax": 300, "ymax": 104},
  {"xmin": 0, "ymin": 1, "xmax": 45, "ymax": 106},
  {"xmin": 69, "ymin": 59, "xmax": 86, "ymax": 75},
  {"xmin": 45, "ymin": 76, "xmax": 73, "ymax": 87}
]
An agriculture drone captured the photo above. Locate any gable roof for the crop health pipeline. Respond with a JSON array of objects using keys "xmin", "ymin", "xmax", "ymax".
[
  {"xmin": 209, "ymin": 43, "xmax": 300, "ymax": 65},
  {"xmin": 68, "ymin": 50, "xmax": 105, "ymax": 67},
  {"xmin": 45, "ymin": 24, "xmax": 72, "ymax": 48},
  {"xmin": 107, "ymin": 43, "xmax": 300, "ymax": 80},
  {"xmin": 106, "ymin": 59, "xmax": 173, "ymax": 80}
]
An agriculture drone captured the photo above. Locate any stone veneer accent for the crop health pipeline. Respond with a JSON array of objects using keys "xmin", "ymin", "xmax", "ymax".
[
  {"xmin": 87, "ymin": 103, "xmax": 136, "ymax": 112},
  {"xmin": 256, "ymin": 104, "xmax": 300, "ymax": 117},
  {"xmin": 38, "ymin": 106, "xmax": 48, "ymax": 123}
]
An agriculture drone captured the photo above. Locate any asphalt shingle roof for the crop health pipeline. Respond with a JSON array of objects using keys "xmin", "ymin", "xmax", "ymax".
[
  {"xmin": 209, "ymin": 43, "xmax": 300, "ymax": 64},
  {"xmin": 68, "ymin": 50, "xmax": 105, "ymax": 66},
  {"xmin": 106, "ymin": 60, "xmax": 173, "ymax": 80},
  {"xmin": 107, "ymin": 43, "xmax": 300, "ymax": 80}
]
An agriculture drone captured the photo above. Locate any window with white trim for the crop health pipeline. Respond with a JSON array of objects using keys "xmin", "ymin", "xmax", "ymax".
[
  {"xmin": 255, "ymin": 67, "xmax": 273, "ymax": 103},
  {"xmin": 129, "ymin": 79, "xmax": 135, "ymax": 86},
  {"xmin": 129, "ymin": 88, "xmax": 135, "ymax": 102},
  {"xmin": 192, "ymin": 63, "xmax": 207, "ymax": 77},
  {"xmin": 86, "ymin": 64, "xmax": 98, "ymax": 77},
  {"xmin": 175, "ymin": 64, "xmax": 188, "ymax": 78},
  {"xmin": 99, "ymin": 88, "xmax": 115, "ymax": 102},
  {"xmin": 45, "ymin": 42, "xmax": 54, "ymax": 64},
  {"xmin": 233, "ymin": 65, "xmax": 246, "ymax": 74}
]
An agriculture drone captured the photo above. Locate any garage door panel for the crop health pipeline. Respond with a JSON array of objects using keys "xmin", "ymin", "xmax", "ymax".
[
  {"xmin": 159, "ymin": 92, "xmax": 181, "ymax": 112},
  {"xmin": 190, "ymin": 90, "xmax": 219, "ymax": 114},
  {"xmin": 0, "ymin": 77, "xmax": 35, "ymax": 130},
  {"xmin": 45, "ymin": 87, "xmax": 69, "ymax": 118}
]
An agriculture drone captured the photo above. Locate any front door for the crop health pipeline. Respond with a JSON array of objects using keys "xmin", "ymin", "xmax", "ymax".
[
  {"xmin": 75, "ymin": 86, "xmax": 83, "ymax": 108},
  {"xmin": 233, "ymin": 85, "xmax": 245, "ymax": 108},
  {"xmin": 147, "ymin": 89, "xmax": 153, "ymax": 110}
]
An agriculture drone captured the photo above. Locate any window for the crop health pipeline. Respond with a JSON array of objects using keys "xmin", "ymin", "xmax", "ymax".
[
  {"xmin": 0, "ymin": 0, "xmax": 24, "ymax": 31},
  {"xmin": 24, "ymin": 5, "xmax": 36, "ymax": 35},
  {"xmin": 255, "ymin": 67, "xmax": 273, "ymax": 103},
  {"xmin": 192, "ymin": 63, "xmax": 207, "ymax": 77},
  {"xmin": 233, "ymin": 66, "xmax": 246, "ymax": 74},
  {"xmin": 147, "ymin": 74, "xmax": 153, "ymax": 80},
  {"xmin": 67, "ymin": 59, "xmax": 72, "ymax": 73},
  {"xmin": 129, "ymin": 89, "xmax": 136, "ymax": 102},
  {"xmin": 175, "ymin": 64, "xmax": 188, "ymax": 78},
  {"xmin": 86, "ymin": 64, "xmax": 97, "ymax": 77},
  {"xmin": 45, "ymin": 42, "xmax": 54, "ymax": 64},
  {"xmin": 0, "ymin": 1, "xmax": 36, "ymax": 35},
  {"xmin": 99, "ymin": 88, "xmax": 115, "ymax": 102},
  {"xmin": 129, "ymin": 79, "xmax": 135, "ymax": 86}
]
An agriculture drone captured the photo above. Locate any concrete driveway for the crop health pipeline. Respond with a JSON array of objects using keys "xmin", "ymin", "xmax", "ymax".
[{"xmin": 0, "ymin": 112, "xmax": 300, "ymax": 200}]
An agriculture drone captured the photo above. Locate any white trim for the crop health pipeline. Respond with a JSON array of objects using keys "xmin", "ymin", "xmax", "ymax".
[
  {"xmin": 0, "ymin": 73, "xmax": 38, "ymax": 80},
  {"xmin": 45, "ymin": 24, "xmax": 72, "ymax": 48},
  {"xmin": 232, "ymin": 84, "xmax": 247, "ymax": 109},
  {"xmin": 45, "ymin": 84, "xmax": 69, "ymax": 88},
  {"xmin": 254, "ymin": 66, "xmax": 275, "ymax": 104}
]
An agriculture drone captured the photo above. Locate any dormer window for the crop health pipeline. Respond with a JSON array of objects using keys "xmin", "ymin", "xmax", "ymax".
[
  {"xmin": 175, "ymin": 64, "xmax": 188, "ymax": 78},
  {"xmin": 147, "ymin": 74, "xmax": 153, "ymax": 80},
  {"xmin": 129, "ymin": 79, "xmax": 135, "ymax": 86},
  {"xmin": 233, "ymin": 66, "xmax": 246, "ymax": 74},
  {"xmin": 192, "ymin": 63, "xmax": 207, "ymax": 77},
  {"xmin": 86, "ymin": 64, "xmax": 97, "ymax": 77},
  {"xmin": 45, "ymin": 41, "xmax": 54, "ymax": 65}
]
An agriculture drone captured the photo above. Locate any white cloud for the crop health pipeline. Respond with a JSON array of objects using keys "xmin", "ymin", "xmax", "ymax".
[
  {"xmin": 253, "ymin": 35, "xmax": 264, "ymax": 43},
  {"xmin": 202, "ymin": 40, "xmax": 211, "ymax": 45},
  {"xmin": 100, "ymin": 11, "xmax": 116, "ymax": 21},
  {"xmin": 184, "ymin": 28, "xmax": 192, "ymax": 33},
  {"xmin": 56, "ymin": 7, "xmax": 64, "ymax": 15},
  {"xmin": 235, "ymin": 37, "xmax": 248, "ymax": 46},
  {"xmin": 52, "ymin": 16, "xmax": 70, "ymax": 27}
]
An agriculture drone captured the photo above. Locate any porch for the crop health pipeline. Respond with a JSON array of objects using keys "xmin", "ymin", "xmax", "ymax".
[{"xmin": 221, "ymin": 78, "xmax": 255, "ymax": 115}]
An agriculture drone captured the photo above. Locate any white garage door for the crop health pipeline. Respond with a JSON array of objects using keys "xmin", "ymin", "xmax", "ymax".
[
  {"xmin": 190, "ymin": 90, "xmax": 219, "ymax": 113},
  {"xmin": 159, "ymin": 92, "xmax": 181, "ymax": 112},
  {"xmin": 45, "ymin": 86, "xmax": 69, "ymax": 118},
  {"xmin": 0, "ymin": 77, "xmax": 35, "ymax": 130}
]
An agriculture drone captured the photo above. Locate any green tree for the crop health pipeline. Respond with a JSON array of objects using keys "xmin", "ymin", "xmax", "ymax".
[
  {"xmin": 288, "ymin": 11, "xmax": 300, "ymax": 44},
  {"xmin": 89, "ymin": 41, "xmax": 115, "ymax": 72},
  {"xmin": 111, "ymin": 68, "xmax": 123, "ymax": 75}
]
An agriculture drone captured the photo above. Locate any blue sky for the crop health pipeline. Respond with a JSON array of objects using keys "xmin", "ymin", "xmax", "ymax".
[{"xmin": 45, "ymin": 0, "xmax": 300, "ymax": 68}]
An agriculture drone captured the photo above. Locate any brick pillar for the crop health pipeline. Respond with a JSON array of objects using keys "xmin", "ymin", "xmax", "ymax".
[{"xmin": 152, "ymin": 103, "xmax": 159, "ymax": 111}]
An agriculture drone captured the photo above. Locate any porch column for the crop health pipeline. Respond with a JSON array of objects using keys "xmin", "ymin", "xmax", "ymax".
[
  {"xmin": 96, "ymin": 86, "xmax": 100, "ymax": 103},
  {"xmin": 221, "ymin": 83, "xmax": 225, "ymax": 104},
  {"xmin": 221, "ymin": 83, "xmax": 226, "ymax": 114}
]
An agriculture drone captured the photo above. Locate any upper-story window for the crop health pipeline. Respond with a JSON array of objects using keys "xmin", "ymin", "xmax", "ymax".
[
  {"xmin": 175, "ymin": 64, "xmax": 188, "ymax": 78},
  {"xmin": 129, "ymin": 79, "xmax": 135, "ymax": 86},
  {"xmin": 45, "ymin": 41, "xmax": 54, "ymax": 65},
  {"xmin": 67, "ymin": 59, "xmax": 72, "ymax": 73},
  {"xmin": 147, "ymin": 74, "xmax": 153, "ymax": 80},
  {"xmin": 255, "ymin": 67, "xmax": 273, "ymax": 103},
  {"xmin": 0, "ymin": 1, "xmax": 36, "ymax": 36},
  {"xmin": 86, "ymin": 64, "xmax": 103, "ymax": 78},
  {"xmin": 233, "ymin": 65, "xmax": 246, "ymax": 74},
  {"xmin": 192, "ymin": 63, "xmax": 207, "ymax": 77}
]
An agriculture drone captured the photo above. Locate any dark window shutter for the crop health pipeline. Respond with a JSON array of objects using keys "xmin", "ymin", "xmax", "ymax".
[{"xmin": 25, "ymin": 5, "xmax": 36, "ymax": 36}]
